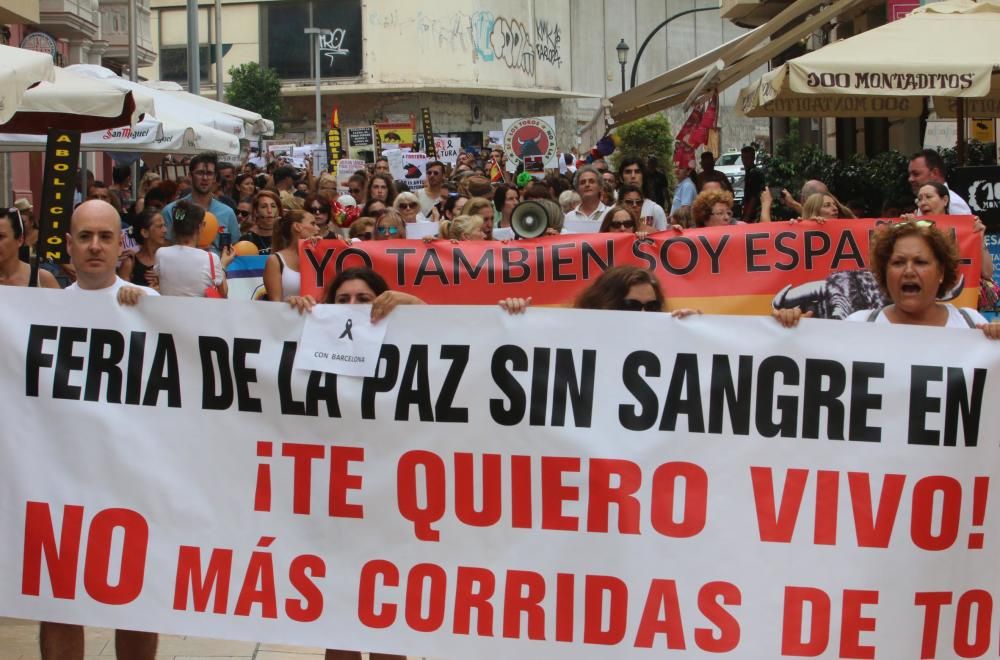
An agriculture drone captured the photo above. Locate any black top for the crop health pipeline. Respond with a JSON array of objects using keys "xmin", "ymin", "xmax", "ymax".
[{"xmin": 239, "ymin": 231, "xmax": 273, "ymax": 255}]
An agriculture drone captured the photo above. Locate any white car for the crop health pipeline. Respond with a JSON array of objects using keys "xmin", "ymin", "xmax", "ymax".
[{"xmin": 714, "ymin": 151, "xmax": 745, "ymax": 202}]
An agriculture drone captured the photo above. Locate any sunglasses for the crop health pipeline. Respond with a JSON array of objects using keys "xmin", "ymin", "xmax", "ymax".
[
  {"xmin": 609, "ymin": 219, "xmax": 635, "ymax": 229},
  {"xmin": 377, "ymin": 226, "xmax": 400, "ymax": 236},
  {"xmin": 623, "ymin": 199, "xmax": 643, "ymax": 207},
  {"xmin": 308, "ymin": 206, "xmax": 329, "ymax": 214},
  {"xmin": 892, "ymin": 219, "xmax": 935, "ymax": 230},
  {"xmin": 397, "ymin": 202, "xmax": 417, "ymax": 210},
  {"xmin": 619, "ymin": 298, "xmax": 661, "ymax": 312},
  {"xmin": 2, "ymin": 207, "xmax": 23, "ymax": 236},
  {"xmin": 236, "ymin": 209, "xmax": 251, "ymax": 218},
  {"xmin": 370, "ymin": 209, "xmax": 386, "ymax": 217}
]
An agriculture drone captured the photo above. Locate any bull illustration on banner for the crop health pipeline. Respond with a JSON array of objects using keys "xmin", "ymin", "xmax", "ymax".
[{"xmin": 502, "ymin": 116, "xmax": 557, "ymax": 173}]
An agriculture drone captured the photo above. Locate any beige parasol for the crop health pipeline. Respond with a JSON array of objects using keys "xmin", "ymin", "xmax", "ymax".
[
  {"xmin": 737, "ymin": 0, "xmax": 1000, "ymax": 118},
  {"xmin": 0, "ymin": 45, "xmax": 56, "ymax": 125}
]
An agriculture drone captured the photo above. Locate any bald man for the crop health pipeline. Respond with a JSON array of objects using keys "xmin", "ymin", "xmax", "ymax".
[
  {"xmin": 40, "ymin": 200, "xmax": 158, "ymax": 660},
  {"xmin": 64, "ymin": 199, "xmax": 157, "ymax": 304}
]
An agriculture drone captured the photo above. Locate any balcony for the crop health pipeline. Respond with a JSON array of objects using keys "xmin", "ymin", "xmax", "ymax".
[
  {"xmin": 38, "ymin": 0, "xmax": 100, "ymax": 40},
  {"xmin": 99, "ymin": 0, "xmax": 156, "ymax": 68},
  {"xmin": 0, "ymin": 0, "xmax": 40, "ymax": 24}
]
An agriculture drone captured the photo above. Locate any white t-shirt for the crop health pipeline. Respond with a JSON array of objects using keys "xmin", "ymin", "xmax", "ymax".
[
  {"xmin": 416, "ymin": 188, "xmax": 443, "ymax": 215},
  {"xmin": 564, "ymin": 201, "xmax": 609, "ymax": 225},
  {"xmin": 846, "ymin": 304, "xmax": 986, "ymax": 327},
  {"xmin": 66, "ymin": 276, "xmax": 159, "ymax": 297},
  {"xmin": 640, "ymin": 199, "xmax": 668, "ymax": 231},
  {"xmin": 154, "ymin": 245, "xmax": 223, "ymax": 297}
]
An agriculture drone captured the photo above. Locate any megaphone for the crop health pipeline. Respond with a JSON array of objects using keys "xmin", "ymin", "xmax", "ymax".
[{"xmin": 510, "ymin": 200, "xmax": 563, "ymax": 238}]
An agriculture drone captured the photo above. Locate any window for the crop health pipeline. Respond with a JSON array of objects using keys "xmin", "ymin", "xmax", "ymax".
[
  {"xmin": 262, "ymin": 0, "xmax": 363, "ymax": 80},
  {"xmin": 159, "ymin": 46, "xmax": 210, "ymax": 84}
]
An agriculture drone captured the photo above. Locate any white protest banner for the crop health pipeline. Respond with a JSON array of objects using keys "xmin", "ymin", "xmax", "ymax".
[
  {"xmin": 336, "ymin": 158, "xmax": 366, "ymax": 193},
  {"xmin": 384, "ymin": 149, "xmax": 405, "ymax": 180},
  {"xmin": 502, "ymin": 116, "xmax": 558, "ymax": 174},
  {"xmin": 433, "ymin": 136, "xmax": 461, "ymax": 166},
  {"xmin": 294, "ymin": 305, "xmax": 387, "ymax": 377},
  {"xmin": 400, "ymin": 152, "xmax": 428, "ymax": 191},
  {"xmin": 3, "ymin": 287, "xmax": 1000, "ymax": 659}
]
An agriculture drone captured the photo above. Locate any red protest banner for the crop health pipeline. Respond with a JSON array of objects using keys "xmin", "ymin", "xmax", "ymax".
[{"xmin": 299, "ymin": 218, "xmax": 982, "ymax": 314}]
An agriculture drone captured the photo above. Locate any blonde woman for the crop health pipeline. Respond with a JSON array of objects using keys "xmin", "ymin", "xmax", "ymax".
[{"xmin": 438, "ymin": 214, "xmax": 487, "ymax": 241}]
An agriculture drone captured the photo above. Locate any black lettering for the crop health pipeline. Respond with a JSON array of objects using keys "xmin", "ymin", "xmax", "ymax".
[
  {"xmin": 232, "ymin": 338, "xmax": 262, "ymax": 413},
  {"xmin": 144, "ymin": 334, "xmax": 180, "ymax": 408},
  {"xmin": 395, "ymin": 345, "xmax": 433, "ymax": 421},
  {"xmin": 413, "ymin": 250, "xmax": 448, "ymax": 286},
  {"xmin": 83, "ymin": 329, "xmax": 125, "ymax": 403},
  {"xmin": 303, "ymin": 247, "xmax": 335, "ymax": 290},
  {"xmin": 453, "ymin": 249, "xmax": 495, "ymax": 284},
  {"xmin": 435, "ymin": 345, "xmax": 469, "ymax": 423},
  {"xmin": 659, "ymin": 353, "xmax": 705, "ymax": 432},
  {"xmin": 943, "ymin": 367, "xmax": 986, "ymax": 447},
  {"xmin": 908, "ymin": 365, "xmax": 941, "ymax": 446},
  {"xmin": 551, "ymin": 349, "xmax": 595, "ymax": 428},
  {"xmin": 362, "ymin": 344, "xmax": 400, "ymax": 419},
  {"xmin": 199, "ymin": 337, "xmax": 233, "ymax": 410},
  {"xmin": 619, "ymin": 350, "xmax": 660, "ymax": 431},
  {"xmin": 708, "ymin": 354, "xmax": 753, "ymax": 435},
  {"xmin": 25, "ymin": 324, "xmax": 58, "ymax": 397},
  {"xmin": 385, "ymin": 248, "xmax": 417, "ymax": 287},
  {"xmin": 774, "ymin": 232, "xmax": 799, "ymax": 271},
  {"xmin": 53, "ymin": 326, "xmax": 87, "ymax": 400},
  {"xmin": 489, "ymin": 345, "xmax": 527, "ymax": 426},
  {"xmin": 830, "ymin": 231, "xmax": 865, "ymax": 270},
  {"xmin": 745, "ymin": 233, "xmax": 770, "ymax": 273},
  {"xmin": 801, "ymin": 359, "xmax": 846, "ymax": 440},
  {"xmin": 849, "ymin": 362, "xmax": 884, "ymax": 442},
  {"xmin": 581, "ymin": 239, "xmax": 614, "ymax": 278},
  {"xmin": 756, "ymin": 356, "xmax": 799, "ymax": 438},
  {"xmin": 550, "ymin": 243, "xmax": 575, "ymax": 282}
]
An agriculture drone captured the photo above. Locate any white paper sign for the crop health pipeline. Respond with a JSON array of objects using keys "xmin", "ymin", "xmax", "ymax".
[
  {"xmin": 384, "ymin": 149, "xmax": 405, "ymax": 180},
  {"xmin": 293, "ymin": 305, "xmax": 387, "ymax": 377},
  {"xmin": 336, "ymin": 158, "xmax": 367, "ymax": 193},
  {"xmin": 403, "ymin": 220, "xmax": 439, "ymax": 240},
  {"xmin": 562, "ymin": 218, "xmax": 602, "ymax": 234},
  {"xmin": 433, "ymin": 136, "xmax": 462, "ymax": 165},
  {"xmin": 401, "ymin": 152, "xmax": 428, "ymax": 191}
]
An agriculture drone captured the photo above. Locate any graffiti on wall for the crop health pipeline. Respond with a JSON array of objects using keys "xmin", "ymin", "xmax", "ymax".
[
  {"xmin": 534, "ymin": 19, "xmax": 562, "ymax": 68},
  {"xmin": 319, "ymin": 29, "xmax": 350, "ymax": 65}
]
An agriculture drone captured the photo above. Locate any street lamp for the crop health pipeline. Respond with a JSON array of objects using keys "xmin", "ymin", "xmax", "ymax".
[
  {"xmin": 304, "ymin": 27, "xmax": 333, "ymax": 145},
  {"xmin": 616, "ymin": 39, "xmax": 630, "ymax": 94}
]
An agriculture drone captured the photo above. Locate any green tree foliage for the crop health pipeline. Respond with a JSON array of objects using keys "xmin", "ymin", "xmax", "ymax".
[
  {"xmin": 610, "ymin": 113, "xmax": 676, "ymax": 197},
  {"xmin": 225, "ymin": 62, "xmax": 282, "ymax": 128}
]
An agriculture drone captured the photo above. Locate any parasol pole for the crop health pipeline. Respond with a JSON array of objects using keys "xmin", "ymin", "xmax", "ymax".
[{"xmin": 956, "ymin": 98, "xmax": 966, "ymax": 166}]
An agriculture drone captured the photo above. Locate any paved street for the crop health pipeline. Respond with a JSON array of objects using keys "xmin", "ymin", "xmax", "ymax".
[{"xmin": 0, "ymin": 619, "xmax": 427, "ymax": 660}]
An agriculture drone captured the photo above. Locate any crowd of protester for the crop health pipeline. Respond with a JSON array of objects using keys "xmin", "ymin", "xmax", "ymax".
[{"xmin": 3, "ymin": 142, "xmax": 999, "ymax": 660}]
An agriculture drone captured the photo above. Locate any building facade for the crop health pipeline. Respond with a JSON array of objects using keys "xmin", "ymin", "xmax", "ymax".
[{"xmin": 140, "ymin": 0, "xmax": 767, "ymax": 153}]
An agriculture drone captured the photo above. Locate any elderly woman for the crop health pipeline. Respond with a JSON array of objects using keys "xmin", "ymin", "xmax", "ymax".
[
  {"xmin": 774, "ymin": 220, "xmax": 1000, "ymax": 338},
  {"xmin": 691, "ymin": 190, "xmax": 737, "ymax": 228},
  {"xmin": 394, "ymin": 191, "xmax": 430, "ymax": 223}
]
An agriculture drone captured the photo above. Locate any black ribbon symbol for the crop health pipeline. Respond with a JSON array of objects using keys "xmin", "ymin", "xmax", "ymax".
[{"xmin": 338, "ymin": 318, "xmax": 354, "ymax": 340}]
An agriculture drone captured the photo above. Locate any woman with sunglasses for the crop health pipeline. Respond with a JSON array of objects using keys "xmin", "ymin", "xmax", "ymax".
[
  {"xmin": 304, "ymin": 193, "xmax": 335, "ymax": 238},
  {"xmin": 573, "ymin": 265, "xmax": 699, "ymax": 316},
  {"xmin": 264, "ymin": 209, "xmax": 319, "ymax": 302},
  {"xmin": 0, "ymin": 207, "xmax": 59, "ymax": 288},
  {"xmin": 618, "ymin": 185, "xmax": 646, "ymax": 225},
  {"xmin": 373, "ymin": 208, "xmax": 407, "ymax": 240},
  {"xmin": 235, "ymin": 199, "xmax": 254, "ymax": 232},
  {"xmin": 599, "ymin": 204, "xmax": 649, "ymax": 239},
  {"xmin": 394, "ymin": 192, "xmax": 430, "ymax": 224},
  {"xmin": 774, "ymin": 220, "xmax": 1000, "ymax": 338},
  {"xmin": 366, "ymin": 173, "xmax": 397, "ymax": 208},
  {"xmin": 240, "ymin": 190, "xmax": 281, "ymax": 255}
]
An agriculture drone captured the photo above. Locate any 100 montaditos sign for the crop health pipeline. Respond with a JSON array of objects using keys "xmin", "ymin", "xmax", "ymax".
[{"xmin": 2, "ymin": 289, "xmax": 999, "ymax": 658}]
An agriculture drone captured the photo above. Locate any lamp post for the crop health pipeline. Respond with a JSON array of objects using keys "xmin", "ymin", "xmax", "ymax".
[
  {"xmin": 616, "ymin": 39, "xmax": 629, "ymax": 94},
  {"xmin": 629, "ymin": 6, "xmax": 720, "ymax": 89},
  {"xmin": 304, "ymin": 27, "xmax": 333, "ymax": 145}
]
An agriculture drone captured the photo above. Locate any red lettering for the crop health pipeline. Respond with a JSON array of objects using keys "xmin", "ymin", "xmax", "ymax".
[
  {"xmin": 22, "ymin": 502, "xmax": 84, "ymax": 598},
  {"xmin": 510, "ymin": 455, "xmax": 533, "ymax": 528},
  {"xmin": 173, "ymin": 546, "xmax": 233, "ymax": 613},
  {"xmin": 234, "ymin": 539, "xmax": 277, "ymax": 618},
  {"xmin": 541, "ymin": 457, "xmax": 580, "ymax": 531},
  {"xmin": 82, "ymin": 508, "xmax": 148, "ymax": 605},
  {"xmin": 814, "ymin": 470, "xmax": 839, "ymax": 545},
  {"xmin": 848, "ymin": 472, "xmax": 904, "ymax": 548},
  {"xmin": 328, "ymin": 445, "xmax": 364, "ymax": 518},
  {"xmin": 915, "ymin": 591, "xmax": 952, "ymax": 659},
  {"xmin": 911, "ymin": 476, "xmax": 961, "ymax": 550},
  {"xmin": 954, "ymin": 590, "xmax": 991, "ymax": 657},
  {"xmin": 405, "ymin": 563, "xmax": 447, "ymax": 632},
  {"xmin": 839, "ymin": 589, "xmax": 878, "ymax": 659},
  {"xmin": 452, "ymin": 566, "xmax": 495, "ymax": 636},
  {"xmin": 695, "ymin": 581, "xmax": 741, "ymax": 652},
  {"xmin": 554, "ymin": 572, "xmax": 575, "ymax": 642},
  {"xmin": 781, "ymin": 586, "xmax": 830, "ymax": 656},
  {"xmin": 583, "ymin": 574, "xmax": 628, "ymax": 645},
  {"xmin": 454, "ymin": 453, "xmax": 502, "ymax": 527},
  {"xmin": 502, "ymin": 570, "xmax": 546, "ymax": 640},
  {"xmin": 396, "ymin": 450, "xmax": 446, "ymax": 542},
  {"xmin": 586, "ymin": 458, "xmax": 641, "ymax": 534},
  {"xmin": 649, "ymin": 462, "xmax": 707, "ymax": 538},
  {"xmin": 358, "ymin": 559, "xmax": 398, "ymax": 628},
  {"xmin": 285, "ymin": 554, "xmax": 326, "ymax": 622},
  {"xmin": 752, "ymin": 467, "xmax": 808, "ymax": 543},
  {"xmin": 633, "ymin": 579, "xmax": 686, "ymax": 649},
  {"xmin": 282, "ymin": 442, "xmax": 325, "ymax": 515}
]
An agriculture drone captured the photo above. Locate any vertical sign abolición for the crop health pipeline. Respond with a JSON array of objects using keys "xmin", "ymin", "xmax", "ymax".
[
  {"xmin": 421, "ymin": 107, "xmax": 436, "ymax": 159},
  {"xmin": 36, "ymin": 128, "xmax": 82, "ymax": 264}
]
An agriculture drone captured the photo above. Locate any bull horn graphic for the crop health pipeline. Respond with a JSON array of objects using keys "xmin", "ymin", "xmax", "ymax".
[
  {"xmin": 772, "ymin": 281, "xmax": 826, "ymax": 310},
  {"xmin": 516, "ymin": 130, "xmax": 543, "ymax": 146}
]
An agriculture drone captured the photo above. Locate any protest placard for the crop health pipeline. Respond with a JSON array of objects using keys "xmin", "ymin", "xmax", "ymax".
[
  {"xmin": 433, "ymin": 136, "xmax": 461, "ymax": 166},
  {"xmin": 298, "ymin": 218, "xmax": 983, "ymax": 315},
  {"xmin": 502, "ymin": 116, "xmax": 558, "ymax": 173},
  {"xmin": 3, "ymin": 290, "xmax": 999, "ymax": 658}
]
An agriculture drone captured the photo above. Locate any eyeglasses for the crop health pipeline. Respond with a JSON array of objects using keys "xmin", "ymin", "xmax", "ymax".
[
  {"xmin": 619, "ymin": 298, "xmax": 661, "ymax": 312},
  {"xmin": 397, "ymin": 202, "xmax": 417, "ymax": 210},
  {"xmin": 236, "ymin": 209, "xmax": 251, "ymax": 218},
  {"xmin": 623, "ymin": 199, "xmax": 643, "ymax": 207},
  {"xmin": 191, "ymin": 169, "xmax": 216, "ymax": 178},
  {"xmin": 609, "ymin": 219, "xmax": 635, "ymax": 230},
  {"xmin": 376, "ymin": 226, "xmax": 400, "ymax": 236}
]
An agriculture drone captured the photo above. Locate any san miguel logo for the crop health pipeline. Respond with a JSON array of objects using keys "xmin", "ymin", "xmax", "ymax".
[
  {"xmin": 102, "ymin": 126, "xmax": 151, "ymax": 141},
  {"xmin": 503, "ymin": 117, "xmax": 556, "ymax": 166}
]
